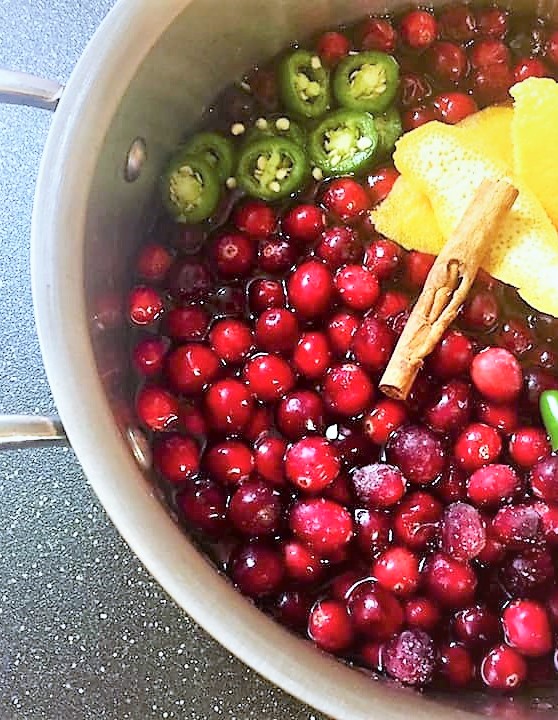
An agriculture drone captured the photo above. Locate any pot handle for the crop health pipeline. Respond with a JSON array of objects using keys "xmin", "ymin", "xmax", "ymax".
[{"xmin": 0, "ymin": 69, "xmax": 63, "ymax": 111}]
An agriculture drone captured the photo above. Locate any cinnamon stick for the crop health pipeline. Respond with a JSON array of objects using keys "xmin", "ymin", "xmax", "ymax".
[{"xmin": 379, "ymin": 177, "xmax": 518, "ymax": 401}]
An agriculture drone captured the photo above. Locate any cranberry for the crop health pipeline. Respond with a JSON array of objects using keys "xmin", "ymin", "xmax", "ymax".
[
  {"xmin": 171, "ymin": 224, "xmax": 206, "ymax": 254},
  {"xmin": 441, "ymin": 501, "xmax": 486, "ymax": 560},
  {"xmin": 308, "ymin": 600, "xmax": 353, "ymax": 653},
  {"xmin": 254, "ymin": 434, "xmax": 286, "ymax": 486},
  {"xmin": 293, "ymin": 331, "xmax": 331, "ymax": 379},
  {"xmin": 358, "ymin": 17, "xmax": 397, "ymax": 52},
  {"xmin": 454, "ymin": 422, "xmax": 502, "ymax": 472},
  {"xmin": 523, "ymin": 368, "xmax": 558, "ymax": 410},
  {"xmin": 347, "ymin": 581, "xmax": 404, "ymax": 639},
  {"xmin": 365, "ymin": 167, "xmax": 400, "ymax": 206},
  {"xmin": 530, "ymin": 453, "xmax": 558, "ymax": 502},
  {"xmin": 402, "ymin": 105, "xmax": 437, "ymax": 131},
  {"xmin": 383, "ymin": 629, "xmax": 436, "ymax": 686},
  {"xmin": 360, "ymin": 642, "xmax": 384, "ymax": 671},
  {"xmin": 243, "ymin": 353, "xmax": 295, "ymax": 401},
  {"xmin": 387, "ymin": 425, "xmax": 445, "ymax": 485},
  {"xmin": 241, "ymin": 406, "xmax": 272, "ymax": 443},
  {"xmin": 321, "ymin": 178, "xmax": 370, "ymax": 221},
  {"xmin": 374, "ymin": 547, "xmax": 419, "ymax": 596},
  {"xmin": 153, "ymin": 434, "xmax": 199, "ymax": 483},
  {"xmin": 500, "ymin": 547, "xmax": 554, "ymax": 597},
  {"xmin": 354, "ymin": 508, "xmax": 390, "ymax": 557},
  {"xmin": 290, "ymin": 498, "xmax": 353, "ymax": 556},
  {"xmin": 232, "ymin": 199, "xmax": 276, "ymax": 237},
  {"xmin": 476, "ymin": 401, "xmax": 518, "ymax": 434},
  {"xmin": 287, "ymin": 260, "xmax": 333, "ymax": 317},
  {"xmin": 316, "ymin": 226, "xmax": 362, "ymax": 268},
  {"xmin": 400, "ymin": 10, "xmax": 438, "ymax": 49},
  {"xmin": 404, "ymin": 250, "xmax": 435, "ymax": 288},
  {"xmin": 503, "ymin": 600, "xmax": 552, "ymax": 657},
  {"xmin": 324, "ymin": 363, "xmax": 374, "ymax": 417},
  {"xmin": 283, "ymin": 540, "xmax": 322, "ymax": 583},
  {"xmin": 363, "ymin": 240, "xmax": 400, "ymax": 282},
  {"xmin": 498, "ymin": 318, "xmax": 534, "ymax": 356},
  {"xmin": 205, "ymin": 440, "xmax": 254, "ymax": 485},
  {"xmin": 213, "ymin": 285, "xmax": 246, "ymax": 316},
  {"xmin": 164, "ymin": 307, "xmax": 209, "ymax": 341},
  {"xmin": 549, "ymin": 588, "xmax": 558, "ymax": 626},
  {"xmin": 433, "ymin": 461, "xmax": 467, "ymax": 503},
  {"xmin": 180, "ymin": 404, "xmax": 207, "ymax": 437},
  {"xmin": 509, "ymin": 428, "xmax": 550, "ymax": 468},
  {"xmin": 209, "ymin": 318, "xmax": 253, "ymax": 364},
  {"xmin": 433, "ymin": 92, "xmax": 478, "ymax": 124},
  {"xmin": 258, "ymin": 236, "xmax": 296, "ymax": 274},
  {"xmin": 128, "ymin": 285, "xmax": 164, "ymax": 325},
  {"xmin": 363, "ymin": 399, "xmax": 408, "ymax": 445},
  {"xmin": 467, "ymin": 464, "xmax": 520, "ymax": 507},
  {"xmin": 133, "ymin": 337, "xmax": 167, "ymax": 377},
  {"xmin": 481, "ymin": 644, "xmax": 526, "ymax": 690},
  {"xmin": 376, "ymin": 295, "xmax": 408, "ymax": 325},
  {"xmin": 166, "ymin": 344, "xmax": 220, "ymax": 395},
  {"xmin": 424, "ymin": 552, "xmax": 477, "ymax": 608},
  {"xmin": 177, "ymin": 479, "xmax": 226, "ymax": 536},
  {"xmin": 492, "ymin": 504, "xmax": 542, "ymax": 548},
  {"xmin": 254, "ymin": 309, "xmax": 299, "ymax": 353},
  {"xmin": 248, "ymin": 278, "xmax": 286, "ymax": 314},
  {"xmin": 167, "ymin": 259, "xmax": 211, "ymax": 301},
  {"xmin": 136, "ymin": 243, "xmax": 172, "ymax": 282},
  {"xmin": 533, "ymin": 501, "xmax": 558, "ymax": 545},
  {"xmin": 476, "ymin": 6, "xmax": 508, "ymax": 39},
  {"xmin": 399, "ymin": 73, "xmax": 432, "ymax": 107},
  {"xmin": 473, "ymin": 63, "xmax": 514, "ymax": 104},
  {"xmin": 439, "ymin": 644, "xmax": 475, "ymax": 687},
  {"xmin": 327, "ymin": 311, "xmax": 360, "ymax": 356},
  {"xmin": 334, "ymin": 265, "xmax": 380, "ymax": 312},
  {"xmin": 514, "ymin": 56, "xmax": 549, "ymax": 81},
  {"xmin": 229, "ymin": 480, "xmax": 282, "ymax": 536},
  {"xmin": 136, "ymin": 385, "xmax": 179, "ymax": 431},
  {"xmin": 471, "ymin": 347, "xmax": 522, "ymax": 403},
  {"xmin": 429, "ymin": 41, "xmax": 469, "ymax": 83},
  {"xmin": 547, "ymin": 29, "xmax": 558, "ymax": 64},
  {"xmin": 211, "ymin": 231, "xmax": 255, "ymax": 278},
  {"xmin": 394, "ymin": 491, "xmax": 443, "ymax": 550},
  {"xmin": 352, "ymin": 317, "xmax": 395, "ymax": 373},
  {"xmin": 405, "ymin": 597, "xmax": 440, "ymax": 632},
  {"xmin": 285, "ymin": 436, "xmax": 339, "ymax": 493},
  {"xmin": 228, "ymin": 542, "xmax": 284, "ymax": 598},
  {"xmin": 462, "ymin": 290, "xmax": 499, "ymax": 330},
  {"xmin": 205, "ymin": 378, "xmax": 253, "ymax": 432},
  {"xmin": 454, "ymin": 605, "xmax": 501, "ymax": 648},
  {"xmin": 282, "ymin": 204, "xmax": 325, "ymax": 242},
  {"xmin": 429, "ymin": 329, "xmax": 473, "ymax": 378},
  {"xmin": 325, "ymin": 473, "xmax": 353, "ymax": 505},
  {"xmin": 351, "ymin": 463, "xmax": 406, "ymax": 509},
  {"xmin": 469, "ymin": 39, "xmax": 510, "ymax": 68},
  {"xmin": 274, "ymin": 590, "xmax": 312, "ymax": 630},
  {"xmin": 439, "ymin": 5, "xmax": 477, "ymax": 42},
  {"xmin": 316, "ymin": 31, "xmax": 351, "ymax": 66},
  {"xmin": 277, "ymin": 391, "xmax": 325, "ymax": 440},
  {"xmin": 424, "ymin": 379, "xmax": 472, "ymax": 434}
]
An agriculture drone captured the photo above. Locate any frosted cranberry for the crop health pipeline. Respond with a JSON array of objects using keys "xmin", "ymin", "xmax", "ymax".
[
  {"xmin": 383, "ymin": 629, "xmax": 436, "ymax": 686},
  {"xmin": 287, "ymin": 260, "xmax": 333, "ymax": 318},
  {"xmin": 508, "ymin": 428, "xmax": 550, "ymax": 469},
  {"xmin": 481, "ymin": 644, "xmax": 526, "ymax": 690},
  {"xmin": 257, "ymin": 236, "xmax": 296, "ymax": 274},
  {"xmin": 351, "ymin": 463, "xmax": 406, "ymax": 509},
  {"xmin": 205, "ymin": 379, "xmax": 253, "ymax": 432},
  {"xmin": 467, "ymin": 464, "xmax": 520, "ymax": 507},
  {"xmin": 243, "ymin": 353, "xmax": 295, "ymax": 401},
  {"xmin": 352, "ymin": 317, "xmax": 395, "ymax": 373},
  {"xmin": 363, "ymin": 238, "xmax": 402, "ymax": 280},
  {"xmin": 439, "ymin": 644, "xmax": 475, "ymax": 687},
  {"xmin": 334, "ymin": 265, "xmax": 380, "ymax": 312},
  {"xmin": 547, "ymin": 29, "xmax": 558, "ymax": 64},
  {"xmin": 282, "ymin": 204, "xmax": 325, "ymax": 243},
  {"xmin": 434, "ymin": 461, "xmax": 467, "ymax": 503},
  {"xmin": 405, "ymin": 597, "xmax": 440, "ymax": 632},
  {"xmin": 513, "ymin": 56, "xmax": 549, "ymax": 82},
  {"xmin": 400, "ymin": 10, "xmax": 438, "ymax": 49},
  {"xmin": 322, "ymin": 178, "xmax": 369, "ymax": 221},
  {"xmin": 164, "ymin": 307, "xmax": 208, "ymax": 342},
  {"xmin": 327, "ymin": 311, "xmax": 360, "ymax": 356},
  {"xmin": 133, "ymin": 337, "xmax": 167, "ymax": 377},
  {"xmin": 394, "ymin": 491, "xmax": 443, "ymax": 550},
  {"xmin": 316, "ymin": 226, "xmax": 362, "ymax": 268},
  {"xmin": 229, "ymin": 542, "xmax": 284, "ymax": 598},
  {"xmin": 316, "ymin": 31, "xmax": 350, "ymax": 66},
  {"xmin": 254, "ymin": 434, "xmax": 287, "ymax": 486},
  {"xmin": 229, "ymin": 480, "xmax": 282, "ymax": 536},
  {"xmin": 476, "ymin": 6, "xmax": 508, "ymax": 38},
  {"xmin": 254, "ymin": 309, "xmax": 299, "ymax": 354},
  {"xmin": 242, "ymin": 406, "xmax": 273, "ymax": 443},
  {"xmin": 387, "ymin": 425, "xmax": 445, "ymax": 485},
  {"xmin": 285, "ymin": 436, "xmax": 339, "ymax": 493},
  {"xmin": 492, "ymin": 504, "xmax": 542, "ymax": 548},
  {"xmin": 136, "ymin": 243, "xmax": 172, "ymax": 282},
  {"xmin": 439, "ymin": 5, "xmax": 476, "ymax": 42},
  {"xmin": 530, "ymin": 453, "xmax": 558, "ymax": 502},
  {"xmin": 290, "ymin": 498, "xmax": 353, "ymax": 556},
  {"xmin": 429, "ymin": 42, "xmax": 469, "ymax": 83},
  {"xmin": 473, "ymin": 63, "xmax": 514, "ymax": 104},
  {"xmin": 363, "ymin": 399, "xmax": 408, "ymax": 445},
  {"xmin": 168, "ymin": 259, "xmax": 211, "ymax": 301},
  {"xmin": 212, "ymin": 231, "xmax": 255, "ymax": 278},
  {"xmin": 354, "ymin": 508, "xmax": 390, "ymax": 557},
  {"xmin": 523, "ymin": 368, "xmax": 558, "ymax": 410},
  {"xmin": 424, "ymin": 552, "xmax": 477, "ymax": 608},
  {"xmin": 471, "ymin": 347, "xmax": 522, "ymax": 404},
  {"xmin": 232, "ymin": 199, "xmax": 276, "ymax": 238},
  {"xmin": 399, "ymin": 73, "xmax": 432, "ymax": 107},
  {"xmin": 128, "ymin": 286, "xmax": 163, "ymax": 325},
  {"xmin": 324, "ymin": 363, "xmax": 374, "ymax": 417},
  {"xmin": 178, "ymin": 479, "xmax": 226, "ymax": 536},
  {"xmin": 308, "ymin": 600, "xmax": 353, "ymax": 653},
  {"xmin": 136, "ymin": 385, "xmax": 179, "ymax": 431},
  {"xmin": 347, "ymin": 582, "xmax": 404, "ymax": 639},
  {"xmin": 274, "ymin": 590, "xmax": 312, "ymax": 630},
  {"xmin": 180, "ymin": 404, "xmax": 207, "ymax": 437},
  {"xmin": 454, "ymin": 605, "xmax": 501, "ymax": 648},
  {"xmin": 209, "ymin": 319, "xmax": 252, "ymax": 364},
  {"xmin": 433, "ymin": 92, "xmax": 478, "ymax": 124},
  {"xmin": 365, "ymin": 167, "xmax": 400, "ymax": 206},
  {"xmin": 358, "ymin": 17, "xmax": 397, "ymax": 52},
  {"xmin": 166, "ymin": 344, "xmax": 220, "ymax": 394},
  {"xmin": 293, "ymin": 331, "xmax": 331, "ymax": 379},
  {"xmin": 374, "ymin": 547, "xmax": 419, "ymax": 596},
  {"xmin": 402, "ymin": 105, "xmax": 437, "ymax": 131},
  {"xmin": 533, "ymin": 501, "xmax": 558, "ymax": 545},
  {"xmin": 500, "ymin": 547, "xmax": 554, "ymax": 597},
  {"xmin": 283, "ymin": 540, "xmax": 322, "ymax": 583},
  {"xmin": 153, "ymin": 434, "xmax": 199, "ymax": 483},
  {"xmin": 213, "ymin": 285, "xmax": 245, "ymax": 316},
  {"xmin": 454, "ymin": 422, "xmax": 502, "ymax": 472},
  {"xmin": 503, "ymin": 600, "xmax": 552, "ymax": 657},
  {"xmin": 248, "ymin": 278, "xmax": 286, "ymax": 314},
  {"xmin": 424, "ymin": 379, "xmax": 472, "ymax": 434},
  {"xmin": 469, "ymin": 39, "xmax": 510, "ymax": 68},
  {"xmin": 441, "ymin": 501, "xmax": 486, "ymax": 561},
  {"xmin": 462, "ymin": 290, "xmax": 499, "ymax": 330},
  {"xmin": 205, "ymin": 440, "xmax": 254, "ymax": 485},
  {"xmin": 429, "ymin": 330, "xmax": 473, "ymax": 379},
  {"xmin": 277, "ymin": 391, "xmax": 325, "ymax": 440},
  {"xmin": 404, "ymin": 250, "xmax": 435, "ymax": 288}
]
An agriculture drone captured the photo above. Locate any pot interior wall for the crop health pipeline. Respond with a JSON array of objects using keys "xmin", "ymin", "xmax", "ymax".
[{"xmin": 84, "ymin": 0, "xmax": 558, "ymax": 716}]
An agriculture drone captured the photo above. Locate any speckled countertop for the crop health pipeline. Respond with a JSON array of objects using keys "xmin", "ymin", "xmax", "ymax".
[{"xmin": 0, "ymin": 2, "xmax": 323, "ymax": 718}]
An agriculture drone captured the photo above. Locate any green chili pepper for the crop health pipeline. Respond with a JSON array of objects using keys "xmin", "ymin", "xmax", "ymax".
[
  {"xmin": 309, "ymin": 109, "xmax": 378, "ymax": 176},
  {"xmin": 279, "ymin": 49, "xmax": 331, "ymax": 119},
  {"xmin": 244, "ymin": 115, "xmax": 307, "ymax": 148},
  {"xmin": 333, "ymin": 51, "xmax": 400, "ymax": 114},
  {"xmin": 162, "ymin": 150, "xmax": 221, "ymax": 224},
  {"xmin": 237, "ymin": 136, "xmax": 309, "ymax": 201},
  {"xmin": 374, "ymin": 106, "xmax": 403, "ymax": 158},
  {"xmin": 181, "ymin": 131, "xmax": 235, "ymax": 182},
  {"xmin": 540, "ymin": 390, "xmax": 558, "ymax": 450}
]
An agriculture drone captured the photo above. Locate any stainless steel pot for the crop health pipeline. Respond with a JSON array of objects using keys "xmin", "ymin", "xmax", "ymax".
[{"xmin": 1, "ymin": 1, "xmax": 556, "ymax": 717}]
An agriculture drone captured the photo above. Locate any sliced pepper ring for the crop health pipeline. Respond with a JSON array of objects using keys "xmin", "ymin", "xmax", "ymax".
[
  {"xmin": 374, "ymin": 106, "xmax": 403, "ymax": 157},
  {"xmin": 181, "ymin": 131, "xmax": 235, "ymax": 182},
  {"xmin": 162, "ymin": 150, "xmax": 221, "ymax": 224},
  {"xmin": 309, "ymin": 109, "xmax": 379, "ymax": 176},
  {"xmin": 334, "ymin": 51, "xmax": 400, "ymax": 114},
  {"xmin": 237, "ymin": 136, "xmax": 309, "ymax": 201},
  {"xmin": 279, "ymin": 49, "xmax": 331, "ymax": 119}
]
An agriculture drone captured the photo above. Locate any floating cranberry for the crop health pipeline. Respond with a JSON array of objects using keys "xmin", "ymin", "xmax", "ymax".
[
  {"xmin": 308, "ymin": 600, "xmax": 354, "ymax": 652},
  {"xmin": 429, "ymin": 330, "xmax": 473, "ymax": 379},
  {"xmin": 128, "ymin": 285, "xmax": 164, "ymax": 325},
  {"xmin": 492, "ymin": 504, "xmax": 542, "ymax": 548},
  {"xmin": 476, "ymin": 401, "xmax": 518, "ymax": 434},
  {"xmin": 285, "ymin": 436, "xmax": 339, "ymax": 493},
  {"xmin": 467, "ymin": 464, "xmax": 520, "ymax": 507},
  {"xmin": 374, "ymin": 547, "xmax": 420, "ymax": 596},
  {"xmin": 394, "ymin": 491, "xmax": 443, "ymax": 550},
  {"xmin": 509, "ymin": 428, "xmax": 550, "ymax": 468},
  {"xmin": 133, "ymin": 337, "xmax": 167, "ymax": 377},
  {"xmin": 321, "ymin": 178, "xmax": 370, "ymax": 221},
  {"xmin": 282, "ymin": 540, "xmax": 322, "ymax": 583},
  {"xmin": 351, "ymin": 463, "xmax": 407, "ymax": 508},
  {"xmin": 433, "ymin": 92, "xmax": 478, "ymax": 124},
  {"xmin": 241, "ymin": 406, "xmax": 272, "ymax": 443},
  {"xmin": 243, "ymin": 353, "xmax": 295, "ymax": 401},
  {"xmin": 358, "ymin": 17, "xmax": 397, "ymax": 52},
  {"xmin": 209, "ymin": 318, "xmax": 253, "ymax": 364},
  {"xmin": 533, "ymin": 501, "xmax": 558, "ymax": 546},
  {"xmin": 166, "ymin": 344, "xmax": 220, "ymax": 394},
  {"xmin": 360, "ymin": 642, "xmax": 384, "ymax": 671},
  {"xmin": 165, "ymin": 306, "xmax": 209, "ymax": 341},
  {"xmin": 439, "ymin": 644, "xmax": 475, "ymax": 687},
  {"xmin": 469, "ymin": 39, "xmax": 510, "ymax": 68},
  {"xmin": 454, "ymin": 422, "xmax": 502, "ymax": 472},
  {"xmin": 429, "ymin": 41, "xmax": 469, "ymax": 83},
  {"xmin": 363, "ymin": 399, "xmax": 408, "ymax": 445},
  {"xmin": 177, "ymin": 479, "xmax": 226, "ymax": 536},
  {"xmin": 167, "ymin": 259, "xmax": 211, "ymax": 301},
  {"xmin": 136, "ymin": 385, "xmax": 179, "ymax": 431},
  {"xmin": 503, "ymin": 600, "xmax": 552, "ymax": 657},
  {"xmin": 480, "ymin": 644, "xmax": 526, "ymax": 690},
  {"xmin": 383, "ymin": 629, "xmax": 436, "ymax": 686},
  {"xmin": 293, "ymin": 331, "xmax": 331, "ymax": 379},
  {"xmin": 523, "ymin": 368, "xmax": 558, "ymax": 410},
  {"xmin": 387, "ymin": 425, "xmax": 445, "ymax": 485},
  {"xmin": 365, "ymin": 167, "xmax": 400, "ymax": 206},
  {"xmin": 354, "ymin": 508, "xmax": 390, "ymax": 557},
  {"xmin": 316, "ymin": 226, "xmax": 362, "ymax": 268},
  {"xmin": 205, "ymin": 378, "xmax": 253, "ymax": 432},
  {"xmin": 289, "ymin": 498, "xmax": 353, "ymax": 556},
  {"xmin": 211, "ymin": 231, "xmax": 256, "ymax": 278},
  {"xmin": 205, "ymin": 440, "xmax": 254, "ymax": 485},
  {"xmin": 453, "ymin": 605, "xmax": 501, "ymax": 648},
  {"xmin": 476, "ymin": 6, "xmax": 508, "ymax": 38},
  {"xmin": 424, "ymin": 552, "xmax": 477, "ymax": 608},
  {"xmin": 363, "ymin": 237, "xmax": 402, "ymax": 280},
  {"xmin": 287, "ymin": 260, "xmax": 334, "ymax": 317},
  {"xmin": 530, "ymin": 453, "xmax": 558, "ymax": 502},
  {"xmin": 254, "ymin": 308, "xmax": 299, "ymax": 353},
  {"xmin": 327, "ymin": 311, "xmax": 360, "ymax": 356},
  {"xmin": 462, "ymin": 290, "xmax": 499, "ymax": 330},
  {"xmin": 316, "ymin": 31, "xmax": 351, "ymax": 66},
  {"xmin": 513, "ymin": 56, "xmax": 549, "ymax": 82},
  {"xmin": 274, "ymin": 590, "xmax": 312, "ymax": 630},
  {"xmin": 473, "ymin": 63, "xmax": 514, "ymax": 104},
  {"xmin": 402, "ymin": 105, "xmax": 438, "ymax": 131},
  {"xmin": 232, "ymin": 199, "xmax": 276, "ymax": 238},
  {"xmin": 282, "ymin": 204, "xmax": 325, "ymax": 243},
  {"xmin": 404, "ymin": 250, "xmax": 435, "ymax": 288},
  {"xmin": 352, "ymin": 317, "xmax": 395, "ymax": 373},
  {"xmin": 347, "ymin": 581, "xmax": 404, "ymax": 639},
  {"xmin": 334, "ymin": 265, "xmax": 380, "ymax": 312},
  {"xmin": 248, "ymin": 278, "xmax": 286, "ymax": 314},
  {"xmin": 180, "ymin": 404, "xmax": 207, "ymax": 437},
  {"xmin": 400, "ymin": 10, "xmax": 438, "ymax": 49},
  {"xmin": 254, "ymin": 434, "xmax": 287, "ymax": 486},
  {"xmin": 213, "ymin": 285, "xmax": 246, "ymax": 316},
  {"xmin": 439, "ymin": 4, "xmax": 477, "ymax": 42},
  {"xmin": 441, "ymin": 501, "xmax": 486, "ymax": 560},
  {"xmin": 405, "ymin": 597, "xmax": 440, "ymax": 632},
  {"xmin": 399, "ymin": 73, "xmax": 432, "ymax": 107},
  {"xmin": 324, "ymin": 363, "xmax": 374, "ymax": 417},
  {"xmin": 153, "ymin": 434, "xmax": 199, "ymax": 483},
  {"xmin": 136, "ymin": 243, "xmax": 173, "ymax": 283},
  {"xmin": 471, "ymin": 347, "xmax": 522, "ymax": 403},
  {"xmin": 434, "ymin": 461, "xmax": 467, "ymax": 503},
  {"xmin": 498, "ymin": 318, "xmax": 534, "ymax": 357},
  {"xmin": 228, "ymin": 542, "xmax": 284, "ymax": 598},
  {"xmin": 258, "ymin": 236, "xmax": 296, "ymax": 274},
  {"xmin": 277, "ymin": 390, "xmax": 325, "ymax": 440},
  {"xmin": 424, "ymin": 379, "xmax": 472, "ymax": 434},
  {"xmin": 229, "ymin": 480, "xmax": 282, "ymax": 536},
  {"xmin": 500, "ymin": 547, "xmax": 555, "ymax": 597}
]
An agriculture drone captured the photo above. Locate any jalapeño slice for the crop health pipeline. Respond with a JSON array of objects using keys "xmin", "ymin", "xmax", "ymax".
[
  {"xmin": 374, "ymin": 106, "xmax": 403, "ymax": 157},
  {"xmin": 237, "ymin": 136, "xmax": 309, "ymax": 201},
  {"xmin": 279, "ymin": 49, "xmax": 331, "ymax": 119},
  {"xmin": 309, "ymin": 109, "xmax": 379, "ymax": 176},
  {"xmin": 334, "ymin": 51, "xmax": 400, "ymax": 114},
  {"xmin": 181, "ymin": 131, "xmax": 235, "ymax": 182},
  {"xmin": 162, "ymin": 150, "xmax": 221, "ymax": 224}
]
